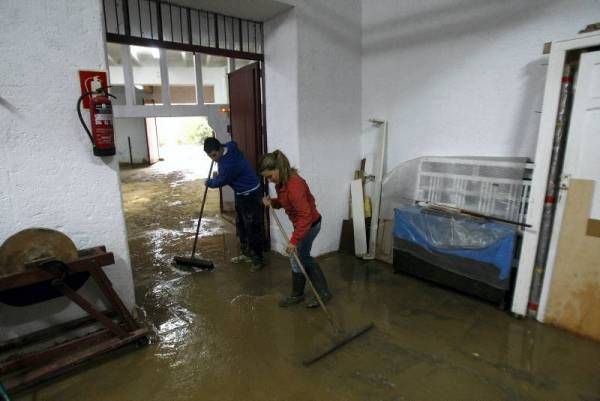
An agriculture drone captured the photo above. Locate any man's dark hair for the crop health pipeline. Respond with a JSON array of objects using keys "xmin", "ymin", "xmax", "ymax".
[{"xmin": 203, "ymin": 137, "xmax": 222, "ymax": 153}]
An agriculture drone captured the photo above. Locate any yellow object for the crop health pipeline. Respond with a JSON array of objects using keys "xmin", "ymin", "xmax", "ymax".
[{"xmin": 364, "ymin": 196, "xmax": 372, "ymax": 218}]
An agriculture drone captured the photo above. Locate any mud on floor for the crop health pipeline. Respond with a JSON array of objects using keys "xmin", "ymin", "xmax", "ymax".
[{"xmin": 14, "ymin": 164, "xmax": 600, "ymax": 401}]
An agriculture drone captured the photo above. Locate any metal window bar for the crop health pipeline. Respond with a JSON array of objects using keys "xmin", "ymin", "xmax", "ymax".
[
  {"xmin": 113, "ymin": 0, "xmax": 120, "ymax": 34},
  {"xmin": 122, "ymin": 0, "xmax": 131, "ymax": 36},
  {"xmin": 187, "ymin": 8, "xmax": 192, "ymax": 44},
  {"xmin": 223, "ymin": 16, "xmax": 228, "ymax": 50},
  {"xmin": 147, "ymin": 0, "xmax": 154, "ymax": 39},
  {"xmin": 137, "ymin": 0, "xmax": 142, "ymax": 37},
  {"xmin": 103, "ymin": 0, "xmax": 264, "ymax": 60}
]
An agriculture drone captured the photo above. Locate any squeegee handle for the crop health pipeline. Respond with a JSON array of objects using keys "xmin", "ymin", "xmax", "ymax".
[{"xmin": 270, "ymin": 210, "xmax": 341, "ymax": 332}]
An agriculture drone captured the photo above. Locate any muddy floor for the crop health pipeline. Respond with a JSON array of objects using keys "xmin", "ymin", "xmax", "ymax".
[{"xmin": 15, "ymin": 162, "xmax": 600, "ymax": 401}]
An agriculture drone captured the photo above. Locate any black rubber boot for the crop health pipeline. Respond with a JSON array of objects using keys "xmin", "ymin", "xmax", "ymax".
[
  {"xmin": 305, "ymin": 264, "xmax": 332, "ymax": 308},
  {"xmin": 279, "ymin": 272, "xmax": 306, "ymax": 307}
]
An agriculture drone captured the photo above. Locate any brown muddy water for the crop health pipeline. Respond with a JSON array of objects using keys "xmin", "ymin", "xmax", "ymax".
[{"xmin": 15, "ymin": 164, "xmax": 600, "ymax": 401}]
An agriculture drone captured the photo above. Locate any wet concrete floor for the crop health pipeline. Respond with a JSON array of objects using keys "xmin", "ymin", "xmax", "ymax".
[{"xmin": 16, "ymin": 162, "xmax": 600, "ymax": 401}]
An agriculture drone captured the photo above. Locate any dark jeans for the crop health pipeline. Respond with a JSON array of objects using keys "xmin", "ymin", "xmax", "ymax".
[
  {"xmin": 235, "ymin": 189, "xmax": 264, "ymax": 262},
  {"xmin": 290, "ymin": 221, "xmax": 321, "ymax": 274}
]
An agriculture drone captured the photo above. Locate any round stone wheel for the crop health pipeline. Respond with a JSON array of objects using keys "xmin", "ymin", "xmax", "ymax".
[{"xmin": 0, "ymin": 228, "xmax": 78, "ymax": 278}]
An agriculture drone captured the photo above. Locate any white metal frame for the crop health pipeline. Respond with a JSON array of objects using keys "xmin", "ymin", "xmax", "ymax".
[
  {"xmin": 415, "ymin": 157, "xmax": 533, "ymax": 223},
  {"xmin": 108, "ymin": 44, "xmax": 225, "ymax": 118},
  {"xmin": 511, "ymin": 31, "xmax": 600, "ymax": 317}
]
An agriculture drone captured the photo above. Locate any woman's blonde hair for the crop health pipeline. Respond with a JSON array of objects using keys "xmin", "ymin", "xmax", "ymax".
[{"xmin": 258, "ymin": 150, "xmax": 297, "ymax": 185}]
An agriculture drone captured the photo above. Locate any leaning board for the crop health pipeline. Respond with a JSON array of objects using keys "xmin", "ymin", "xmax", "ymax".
[{"xmin": 350, "ymin": 179, "xmax": 367, "ymax": 256}]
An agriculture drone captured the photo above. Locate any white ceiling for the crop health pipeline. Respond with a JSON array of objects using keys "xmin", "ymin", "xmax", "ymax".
[{"xmin": 169, "ymin": 0, "xmax": 294, "ymax": 22}]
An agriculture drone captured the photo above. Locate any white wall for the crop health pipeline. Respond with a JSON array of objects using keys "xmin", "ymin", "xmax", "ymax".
[
  {"xmin": 0, "ymin": 0, "xmax": 135, "ymax": 341},
  {"xmin": 362, "ymin": 0, "xmax": 600, "ymax": 169},
  {"xmin": 265, "ymin": 0, "xmax": 362, "ymax": 255},
  {"xmin": 203, "ymin": 66, "xmax": 229, "ymax": 104},
  {"xmin": 265, "ymin": 7, "xmax": 301, "ymax": 253},
  {"xmin": 114, "ymin": 118, "xmax": 149, "ymax": 164},
  {"xmin": 296, "ymin": 0, "xmax": 362, "ymax": 254}
]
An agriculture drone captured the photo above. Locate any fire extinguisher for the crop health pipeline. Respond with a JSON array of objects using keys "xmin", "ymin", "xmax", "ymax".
[{"xmin": 77, "ymin": 87, "xmax": 116, "ymax": 156}]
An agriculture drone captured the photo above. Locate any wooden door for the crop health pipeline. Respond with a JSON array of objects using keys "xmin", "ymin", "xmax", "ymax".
[
  {"xmin": 228, "ymin": 62, "xmax": 263, "ymax": 169},
  {"xmin": 228, "ymin": 62, "xmax": 269, "ymax": 248}
]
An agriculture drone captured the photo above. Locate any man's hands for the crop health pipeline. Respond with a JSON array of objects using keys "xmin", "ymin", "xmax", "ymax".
[{"xmin": 262, "ymin": 196, "xmax": 271, "ymax": 207}]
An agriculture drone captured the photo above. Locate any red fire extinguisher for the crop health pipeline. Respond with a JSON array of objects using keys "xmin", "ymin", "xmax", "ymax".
[{"xmin": 77, "ymin": 87, "xmax": 116, "ymax": 156}]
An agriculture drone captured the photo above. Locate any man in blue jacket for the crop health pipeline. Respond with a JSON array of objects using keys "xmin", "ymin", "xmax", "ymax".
[{"xmin": 204, "ymin": 137, "xmax": 265, "ymax": 271}]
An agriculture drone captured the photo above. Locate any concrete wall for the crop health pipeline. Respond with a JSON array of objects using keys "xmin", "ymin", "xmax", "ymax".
[
  {"xmin": 265, "ymin": 1, "xmax": 362, "ymax": 255},
  {"xmin": 114, "ymin": 118, "xmax": 149, "ymax": 164},
  {"xmin": 0, "ymin": 0, "xmax": 135, "ymax": 340},
  {"xmin": 362, "ymin": 0, "xmax": 600, "ymax": 169}
]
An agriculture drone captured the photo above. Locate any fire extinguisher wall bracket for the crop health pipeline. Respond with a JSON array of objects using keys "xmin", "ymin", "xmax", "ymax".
[{"xmin": 77, "ymin": 88, "xmax": 117, "ymax": 157}]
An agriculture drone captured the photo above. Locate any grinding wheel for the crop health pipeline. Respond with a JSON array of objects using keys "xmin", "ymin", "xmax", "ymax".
[
  {"xmin": 0, "ymin": 228, "xmax": 89, "ymax": 307},
  {"xmin": 0, "ymin": 228, "xmax": 78, "ymax": 278}
]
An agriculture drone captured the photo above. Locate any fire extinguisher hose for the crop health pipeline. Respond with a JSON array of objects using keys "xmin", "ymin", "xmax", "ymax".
[{"xmin": 77, "ymin": 91, "xmax": 95, "ymax": 144}]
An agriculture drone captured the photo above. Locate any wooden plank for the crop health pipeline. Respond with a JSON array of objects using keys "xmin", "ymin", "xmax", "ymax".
[
  {"xmin": 375, "ymin": 219, "xmax": 394, "ymax": 264},
  {"xmin": 4, "ymin": 328, "xmax": 148, "ymax": 394},
  {"xmin": 0, "ymin": 312, "xmax": 117, "ymax": 354},
  {"xmin": 0, "ymin": 330, "xmax": 112, "ymax": 374},
  {"xmin": 543, "ymin": 179, "xmax": 600, "ymax": 341},
  {"xmin": 55, "ymin": 284, "xmax": 127, "ymax": 339},
  {"xmin": 89, "ymin": 269, "xmax": 139, "ymax": 332},
  {"xmin": 365, "ymin": 121, "xmax": 387, "ymax": 260},
  {"xmin": 586, "ymin": 218, "xmax": 600, "ymax": 238},
  {"xmin": 350, "ymin": 179, "xmax": 367, "ymax": 256}
]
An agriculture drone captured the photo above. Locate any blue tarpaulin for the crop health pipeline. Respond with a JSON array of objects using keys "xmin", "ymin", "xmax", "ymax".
[{"xmin": 393, "ymin": 207, "xmax": 517, "ymax": 280}]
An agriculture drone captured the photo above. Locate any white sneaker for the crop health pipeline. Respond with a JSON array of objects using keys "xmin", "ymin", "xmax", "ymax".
[{"xmin": 230, "ymin": 255, "xmax": 252, "ymax": 264}]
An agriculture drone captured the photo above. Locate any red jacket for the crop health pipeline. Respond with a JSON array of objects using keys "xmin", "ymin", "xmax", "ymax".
[{"xmin": 271, "ymin": 174, "xmax": 321, "ymax": 245}]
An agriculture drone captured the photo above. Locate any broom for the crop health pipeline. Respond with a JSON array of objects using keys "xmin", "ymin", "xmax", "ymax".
[{"xmin": 173, "ymin": 160, "xmax": 215, "ymax": 270}]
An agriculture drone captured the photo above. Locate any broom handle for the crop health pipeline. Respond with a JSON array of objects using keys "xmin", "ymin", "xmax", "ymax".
[
  {"xmin": 270, "ymin": 210, "xmax": 341, "ymax": 332},
  {"xmin": 191, "ymin": 160, "xmax": 215, "ymax": 259}
]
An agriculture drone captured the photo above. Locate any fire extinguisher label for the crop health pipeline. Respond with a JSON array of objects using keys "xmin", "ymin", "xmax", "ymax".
[{"xmin": 94, "ymin": 114, "xmax": 113, "ymax": 124}]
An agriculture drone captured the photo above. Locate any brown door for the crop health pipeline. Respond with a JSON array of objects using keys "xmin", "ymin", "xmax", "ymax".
[
  {"xmin": 228, "ymin": 62, "xmax": 269, "ymax": 248},
  {"xmin": 228, "ymin": 62, "xmax": 263, "ymax": 169}
]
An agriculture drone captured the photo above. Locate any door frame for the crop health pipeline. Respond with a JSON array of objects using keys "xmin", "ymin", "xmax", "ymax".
[
  {"xmin": 537, "ymin": 50, "xmax": 600, "ymax": 322},
  {"xmin": 512, "ymin": 31, "xmax": 600, "ymax": 317}
]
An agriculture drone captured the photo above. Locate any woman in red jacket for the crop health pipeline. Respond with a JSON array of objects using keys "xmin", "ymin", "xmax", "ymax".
[{"xmin": 259, "ymin": 150, "xmax": 332, "ymax": 308}]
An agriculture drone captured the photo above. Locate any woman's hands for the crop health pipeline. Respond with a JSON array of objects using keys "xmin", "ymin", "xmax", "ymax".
[
  {"xmin": 286, "ymin": 242, "xmax": 297, "ymax": 255},
  {"xmin": 264, "ymin": 196, "xmax": 294, "ymax": 254}
]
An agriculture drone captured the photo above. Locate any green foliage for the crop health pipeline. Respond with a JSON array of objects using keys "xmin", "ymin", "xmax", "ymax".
[{"xmin": 177, "ymin": 117, "xmax": 213, "ymax": 145}]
